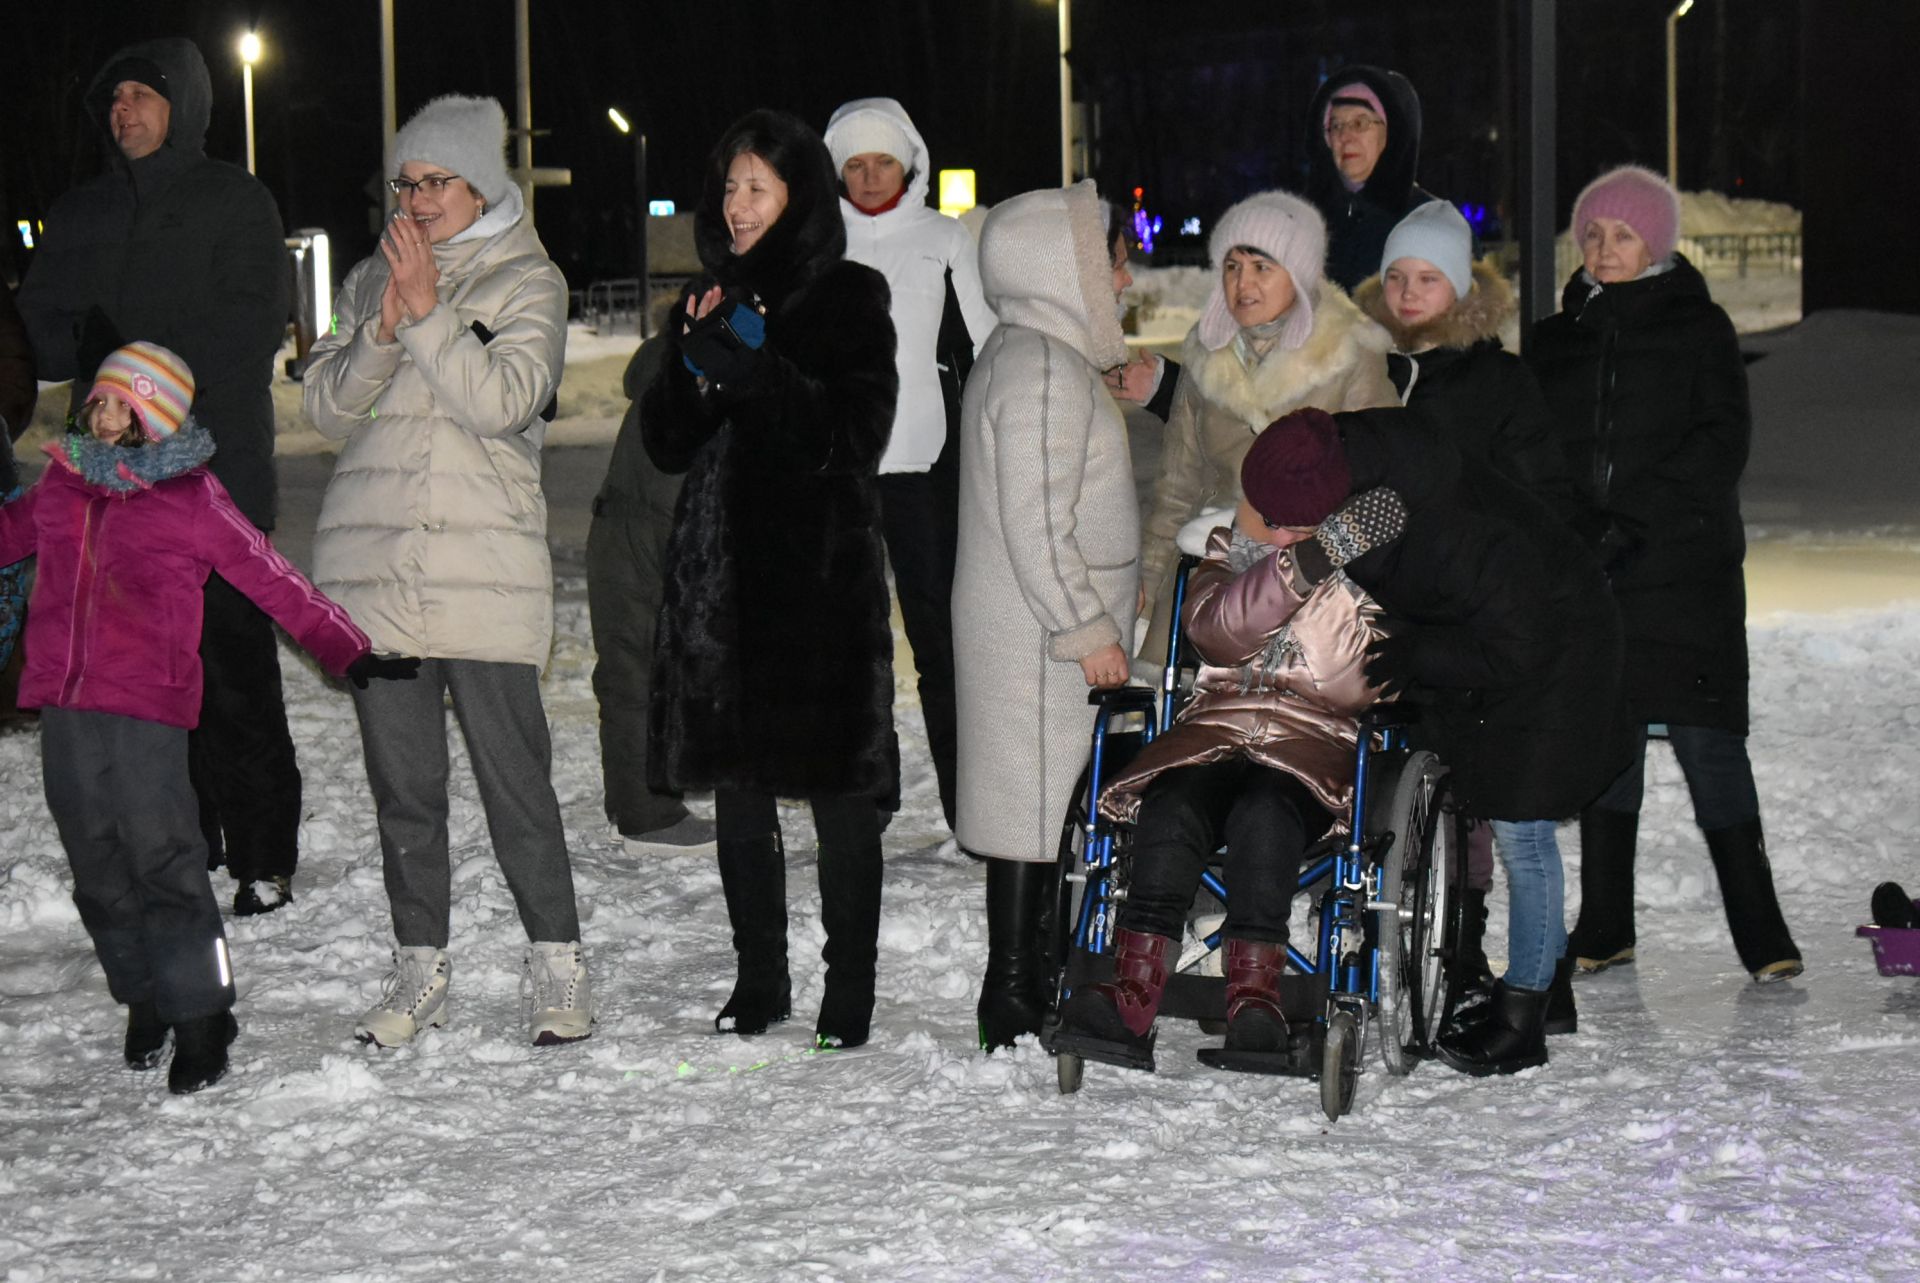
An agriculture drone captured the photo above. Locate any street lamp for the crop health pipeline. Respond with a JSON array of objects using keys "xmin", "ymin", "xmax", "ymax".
[
  {"xmin": 238, "ymin": 31, "xmax": 262, "ymax": 175},
  {"xmin": 1057, "ymin": 0, "xmax": 1072, "ymax": 185},
  {"xmin": 608, "ymin": 107, "xmax": 650, "ymax": 338},
  {"xmin": 1666, "ymin": 0, "xmax": 1694, "ymax": 188}
]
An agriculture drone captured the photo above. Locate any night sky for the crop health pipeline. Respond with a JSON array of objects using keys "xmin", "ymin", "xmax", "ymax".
[{"xmin": 2, "ymin": 0, "xmax": 1799, "ymax": 290}]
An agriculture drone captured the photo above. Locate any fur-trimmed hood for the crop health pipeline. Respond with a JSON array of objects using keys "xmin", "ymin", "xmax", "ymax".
[
  {"xmin": 1353, "ymin": 260, "xmax": 1515, "ymax": 353},
  {"xmin": 1179, "ymin": 281, "xmax": 1391, "ymax": 430},
  {"xmin": 977, "ymin": 180, "xmax": 1128, "ymax": 372}
]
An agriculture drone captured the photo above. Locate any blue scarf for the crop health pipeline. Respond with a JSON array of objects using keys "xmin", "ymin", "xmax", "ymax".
[{"xmin": 47, "ymin": 421, "xmax": 216, "ymax": 493}]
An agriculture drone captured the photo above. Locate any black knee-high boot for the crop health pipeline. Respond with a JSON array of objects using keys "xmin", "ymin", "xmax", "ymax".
[
  {"xmin": 1567, "ymin": 808, "xmax": 1639, "ymax": 971},
  {"xmin": 1705, "ymin": 819, "xmax": 1802, "ymax": 981},
  {"xmin": 816, "ymin": 834, "xmax": 884, "ymax": 1048},
  {"xmin": 977, "ymin": 858, "xmax": 1053, "ymax": 1051},
  {"xmin": 715, "ymin": 833, "xmax": 791, "ymax": 1035}
]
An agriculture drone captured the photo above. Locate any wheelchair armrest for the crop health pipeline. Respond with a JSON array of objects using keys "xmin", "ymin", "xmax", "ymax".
[
  {"xmin": 1358, "ymin": 702, "xmax": 1420, "ymax": 730},
  {"xmin": 1088, "ymin": 685, "xmax": 1158, "ymax": 713}
]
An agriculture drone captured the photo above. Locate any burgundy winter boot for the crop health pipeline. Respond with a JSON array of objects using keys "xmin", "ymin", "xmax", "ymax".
[
  {"xmin": 1222, "ymin": 938, "xmax": 1289, "ymax": 1053},
  {"xmin": 1053, "ymin": 928, "xmax": 1172, "ymax": 1072}
]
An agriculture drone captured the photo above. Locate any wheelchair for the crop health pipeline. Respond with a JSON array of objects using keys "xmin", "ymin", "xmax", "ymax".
[{"xmin": 1040, "ymin": 554, "xmax": 1464, "ymax": 1119}]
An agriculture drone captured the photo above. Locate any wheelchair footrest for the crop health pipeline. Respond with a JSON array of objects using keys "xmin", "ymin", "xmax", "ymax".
[
  {"xmin": 1044, "ymin": 1022, "xmax": 1157, "ymax": 1074},
  {"xmin": 1196, "ymin": 1029, "xmax": 1318, "ymax": 1078}
]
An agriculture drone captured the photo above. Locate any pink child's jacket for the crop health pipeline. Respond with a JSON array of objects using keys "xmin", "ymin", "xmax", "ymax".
[{"xmin": 0, "ymin": 438, "xmax": 369, "ymax": 729}]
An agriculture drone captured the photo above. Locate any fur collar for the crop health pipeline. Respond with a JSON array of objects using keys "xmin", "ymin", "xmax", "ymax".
[
  {"xmin": 46, "ymin": 421, "xmax": 216, "ymax": 493},
  {"xmin": 1353, "ymin": 259, "xmax": 1514, "ymax": 353},
  {"xmin": 1180, "ymin": 281, "xmax": 1390, "ymax": 430}
]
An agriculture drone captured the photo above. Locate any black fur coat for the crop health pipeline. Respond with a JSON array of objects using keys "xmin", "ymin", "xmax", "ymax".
[{"xmin": 642, "ymin": 110, "xmax": 900, "ymax": 800}]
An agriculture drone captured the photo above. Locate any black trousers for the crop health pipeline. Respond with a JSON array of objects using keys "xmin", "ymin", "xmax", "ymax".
[
  {"xmin": 876, "ymin": 464, "xmax": 959, "ymax": 829},
  {"xmin": 43, "ymin": 708, "xmax": 235, "ymax": 1021},
  {"xmin": 1117, "ymin": 759, "xmax": 1332, "ymax": 945},
  {"xmin": 189, "ymin": 572, "xmax": 301, "ymax": 883}
]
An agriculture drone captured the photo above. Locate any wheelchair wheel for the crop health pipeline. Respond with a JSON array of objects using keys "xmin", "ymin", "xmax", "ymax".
[
  {"xmin": 1320, "ymin": 1010, "xmax": 1360, "ymax": 1120},
  {"xmin": 1056, "ymin": 1050, "xmax": 1085, "ymax": 1095},
  {"xmin": 1370, "ymin": 751, "xmax": 1453, "ymax": 1074}
]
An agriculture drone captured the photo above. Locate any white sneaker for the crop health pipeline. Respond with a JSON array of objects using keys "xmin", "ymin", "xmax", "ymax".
[
  {"xmin": 356, "ymin": 946, "xmax": 450, "ymax": 1047},
  {"xmin": 525, "ymin": 941, "xmax": 594, "ymax": 1045}
]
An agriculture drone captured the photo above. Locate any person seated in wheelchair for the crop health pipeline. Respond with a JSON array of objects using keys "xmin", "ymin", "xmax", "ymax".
[{"xmin": 1055, "ymin": 412, "xmax": 1407, "ymax": 1069}]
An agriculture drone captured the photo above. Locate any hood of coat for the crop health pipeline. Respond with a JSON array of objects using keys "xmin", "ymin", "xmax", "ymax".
[
  {"xmin": 824, "ymin": 97, "xmax": 931, "ymax": 214},
  {"xmin": 85, "ymin": 37, "xmax": 212, "ymax": 159},
  {"xmin": 694, "ymin": 109, "xmax": 846, "ymax": 307},
  {"xmin": 1179, "ymin": 280, "xmax": 1391, "ymax": 430},
  {"xmin": 1305, "ymin": 64, "xmax": 1423, "ymax": 212},
  {"xmin": 1355, "ymin": 259, "xmax": 1514, "ymax": 353},
  {"xmin": 45, "ymin": 419, "xmax": 215, "ymax": 493},
  {"xmin": 977, "ymin": 180, "xmax": 1128, "ymax": 371}
]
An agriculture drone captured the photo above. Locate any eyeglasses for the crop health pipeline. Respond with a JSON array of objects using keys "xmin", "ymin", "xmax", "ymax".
[
  {"xmin": 1324, "ymin": 116, "xmax": 1384, "ymax": 140},
  {"xmin": 388, "ymin": 174, "xmax": 462, "ymax": 198}
]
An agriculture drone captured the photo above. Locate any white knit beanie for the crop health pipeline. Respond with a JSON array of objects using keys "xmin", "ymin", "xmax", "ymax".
[
  {"xmin": 1380, "ymin": 200, "xmax": 1473, "ymax": 299},
  {"xmin": 825, "ymin": 111, "xmax": 913, "ymax": 172},
  {"xmin": 1197, "ymin": 191, "xmax": 1327, "ymax": 351},
  {"xmin": 393, "ymin": 95, "xmax": 512, "ymax": 204}
]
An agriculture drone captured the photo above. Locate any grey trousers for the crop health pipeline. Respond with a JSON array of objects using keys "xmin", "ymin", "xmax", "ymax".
[
  {"xmin": 41, "ymin": 708, "xmax": 235, "ymax": 1021},
  {"xmin": 351, "ymin": 659, "xmax": 581, "ymax": 949}
]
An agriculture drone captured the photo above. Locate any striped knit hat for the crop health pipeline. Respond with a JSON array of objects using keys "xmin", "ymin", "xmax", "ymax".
[{"xmin": 88, "ymin": 342, "xmax": 194, "ymax": 440}]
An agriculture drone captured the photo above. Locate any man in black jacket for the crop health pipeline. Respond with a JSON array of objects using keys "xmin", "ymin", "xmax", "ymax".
[{"xmin": 18, "ymin": 38, "xmax": 299, "ymax": 915}]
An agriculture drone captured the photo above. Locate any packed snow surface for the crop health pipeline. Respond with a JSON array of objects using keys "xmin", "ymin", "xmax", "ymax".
[{"xmin": 0, "ymin": 571, "xmax": 1916, "ymax": 1280}]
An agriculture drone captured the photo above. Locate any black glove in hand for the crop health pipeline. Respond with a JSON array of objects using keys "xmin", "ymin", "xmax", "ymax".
[
  {"xmin": 1294, "ymin": 486, "xmax": 1408, "ymax": 584},
  {"xmin": 347, "ymin": 653, "xmax": 422, "ymax": 690},
  {"xmin": 680, "ymin": 299, "xmax": 767, "ymax": 388},
  {"xmin": 1362, "ymin": 630, "xmax": 1417, "ymax": 697}
]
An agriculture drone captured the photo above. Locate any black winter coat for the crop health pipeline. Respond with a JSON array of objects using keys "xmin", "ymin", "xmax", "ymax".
[
  {"xmin": 1526, "ymin": 258, "xmax": 1750, "ymax": 732},
  {"xmin": 0, "ymin": 288, "xmax": 33, "ymax": 493},
  {"xmin": 1306, "ymin": 66, "xmax": 1439, "ymax": 294},
  {"xmin": 16, "ymin": 39, "xmax": 289, "ymax": 530},
  {"xmin": 643, "ymin": 110, "xmax": 900, "ymax": 801},
  {"xmin": 1338, "ymin": 409, "xmax": 1631, "ymax": 821}
]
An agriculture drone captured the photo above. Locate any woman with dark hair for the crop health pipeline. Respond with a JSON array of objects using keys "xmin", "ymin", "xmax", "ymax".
[
  {"xmin": 1101, "ymin": 204, "xmax": 1180, "ymax": 422},
  {"xmin": 642, "ymin": 110, "xmax": 900, "ymax": 1049}
]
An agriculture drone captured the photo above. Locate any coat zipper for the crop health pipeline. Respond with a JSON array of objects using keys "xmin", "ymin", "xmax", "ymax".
[{"xmin": 62, "ymin": 496, "xmax": 107, "ymax": 706}]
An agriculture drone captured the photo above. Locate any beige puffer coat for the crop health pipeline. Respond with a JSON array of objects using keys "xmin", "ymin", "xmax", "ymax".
[
  {"xmin": 304, "ymin": 193, "xmax": 565, "ymax": 668},
  {"xmin": 1099, "ymin": 527, "xmax": 1388, "ymax": 827},
  {"xmin": 953, "ymin": 180, "xmax": 1137, "ymax": 863},
  {"xmin": 1136, "ymin": 284, "xmax": 1395, "ymax": 667}
]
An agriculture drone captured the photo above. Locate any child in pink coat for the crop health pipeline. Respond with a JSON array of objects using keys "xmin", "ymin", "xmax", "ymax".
[{"xmin": 0, "ymin": 342, "xmax": 414, "ymax": 1095}]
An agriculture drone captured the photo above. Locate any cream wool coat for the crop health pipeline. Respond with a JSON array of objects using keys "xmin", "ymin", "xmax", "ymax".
[
  {"xmin": 953, "ymin": 181, "xmax": 1136, "ymax": 864},
  {"xmin": 304, "ymin": 195, "xmax": 565, "ymax": 668},
  {"xmin": 1137, "ymin": 283, "xmax": 1396, "ymax": 662}
]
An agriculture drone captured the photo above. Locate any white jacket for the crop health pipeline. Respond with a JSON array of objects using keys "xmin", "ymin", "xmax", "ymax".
[
  {"xmin": 826, "ymin": 97, "xmax": 997, "ymax": 474},
  {"xmin": 303, "ymin": 189, "xmax": 566, "ymax": 668}
]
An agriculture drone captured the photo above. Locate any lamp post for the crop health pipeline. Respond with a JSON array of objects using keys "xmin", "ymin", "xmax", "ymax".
[
  {"xmin": 1666, "ymin": 0, "xmax": 1694, "ymax": 188},
  {"xmin": 238, "ymin": 31, "xmax": 262, "ymax": 175},
  {"xmin": 1057, "ymin": 0, "xmax": 1073, "ymax": 185},
  {"xmin": 608, "ymin": 107, "xmax": 650, "ymax": 339}
]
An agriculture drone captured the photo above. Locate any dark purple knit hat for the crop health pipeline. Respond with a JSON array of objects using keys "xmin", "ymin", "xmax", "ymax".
[{"xmin": 1241, "ymin": 409, "xmax": 1352, "ymax": 527}]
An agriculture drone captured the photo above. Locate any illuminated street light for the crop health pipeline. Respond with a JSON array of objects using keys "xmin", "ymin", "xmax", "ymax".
[
  {"xmin": 239, "ymin": 31, "xmax": 262, "ymax": 174},
  {"xmin": 1666, "ymin": 0, "xmax": 1694, "ymax": 187},
  {"xmin": 608, "ymin": 107, "xmax": 631, "ymax": 135},
  {"xmin": 609, "ymin": 107, "xmax": 649, "ymax": 338}
]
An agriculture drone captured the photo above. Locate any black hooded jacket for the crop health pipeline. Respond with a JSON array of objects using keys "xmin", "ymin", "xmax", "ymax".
[
  {"xmin": 1305, "ymin": 66, "xmax": 1439, "ymax": 294},
  {"xmin": 1337, "ymin": 408, "xmax": 1631, "ymax": 821},
  {"xmin": 642, "ymin": 110, "xmax": 900, "ymax": 801},
  {"xmin": 16, "ymin": 38, "xmax": 289, "ymax": 530},
  {"xmin": 1525, "ymin": 257, "xmax": 1751, "ymax": 732}
]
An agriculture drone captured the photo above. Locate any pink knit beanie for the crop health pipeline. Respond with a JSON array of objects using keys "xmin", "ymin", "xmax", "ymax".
[
  {"xmin": 1241, "ymin": 408, "xmax": 1351, "ymax": 528},
  {"xmin": 1570, "ymin": 165, "xmax": 1681, "ymax": 264},
  {"xmin": 1197, "ymin": 191, "xmax": 1327, "ymax": 352},
  {"xmin": 1323, "ymin": 82, "xmax": 1387, "ymax": 132}
]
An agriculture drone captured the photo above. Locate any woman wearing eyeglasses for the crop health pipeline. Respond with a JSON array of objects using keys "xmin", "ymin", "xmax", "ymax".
[
  {"xmin": 1304, "ymin": 66, "xmax": 1441, "ymax": 294},
  {"xmin": 304, "ymin": 95, "xmax": 594, "ymax": 1050}
]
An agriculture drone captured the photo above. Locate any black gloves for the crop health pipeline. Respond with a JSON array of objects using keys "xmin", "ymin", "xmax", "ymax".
[
  {"xmin": 347, "ymin": 653, "xmax": 422, "ymax": 689},
  {"xmin": 1362, "ymin": 630, "xmax": 1417, "ymax": 697},
  {"xmin": 681, "ymin": 296, "xmax": 768, "ymax": 388},
  {"xmin": 1293, "ymin": 486, "xmax": 1407, "ymax": 585}
]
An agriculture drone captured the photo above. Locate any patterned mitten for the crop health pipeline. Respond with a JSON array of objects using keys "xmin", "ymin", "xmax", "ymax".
[{"xmin": 1293, "ymin": 486, "xmax": 1407, "ymax": 584}]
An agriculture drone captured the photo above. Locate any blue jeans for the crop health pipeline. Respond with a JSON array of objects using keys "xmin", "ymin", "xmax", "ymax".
[{"xmin": 1487, "ymin": 819, "xmax": 1566, "ymax": 990}]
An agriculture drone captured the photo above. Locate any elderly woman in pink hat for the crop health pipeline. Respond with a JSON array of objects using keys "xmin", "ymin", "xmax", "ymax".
[
  {"xmin": 1527, "ymin": 165, "xmax": 1801, "ymax": 988},
  {"xmin": 1134, "ymin": 190, "xmax": 1397, "ymax": 673}
]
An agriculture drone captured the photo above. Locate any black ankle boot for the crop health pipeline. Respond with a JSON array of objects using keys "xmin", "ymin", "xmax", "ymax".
[
  {"xmin": 1568, "ymin": 808, "xmax": 1640, "ymax": 971},
  {"xmin": 124, "ymin": 1000, "xmax": 169, "ymax": 1070},
  {"xmin": 816, "ymin": 833, "xmax": 884, "ymax": 1049},
  {"xmin": 1544, "ymin": 955, "xmax": 1577, "ymax": 1036},
  {"xmin": 977, "ymin": 859, "xmax": 1053, "ymax": 1051},
  {"xmin": 1705, "ymin": 819, "xmax": 1802, "ymax": 981},
  {"xmin": 168, "ymin": 1010, "xmax": 239, "ymax": 1095},
  {"xmin": 714, "ymin": 832, "xmax": 791, "ymax": 1035},
  {"xmin": 1436, "ymin": 982, "xmax": 1549, "ymax": 1077}
]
